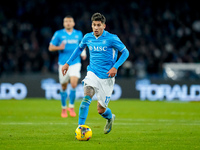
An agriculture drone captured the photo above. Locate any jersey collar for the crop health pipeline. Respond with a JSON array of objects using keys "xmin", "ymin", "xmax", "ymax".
[
  {"xmin": 101, "ymin": 30, "xmax": 106, "ymax": 36},
  {"xmin": 64, "ymin": 28, "xmax": 74, "ymax": 35}
]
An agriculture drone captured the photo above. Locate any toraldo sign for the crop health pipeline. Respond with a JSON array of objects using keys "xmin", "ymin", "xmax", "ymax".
[
  {"xmin": 135, "ymin": 79, "xmax": 200, "ymax": 101},
  {"xmin": 0, "ymin": 74, "xmax": 200, "ymax": 101}
]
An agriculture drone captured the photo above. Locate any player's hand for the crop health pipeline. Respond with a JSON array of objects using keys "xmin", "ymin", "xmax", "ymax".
[
  {"xmin": 59, "ymin": 41, "xmax": 65, "ymax": 50},
  {"xmin": 81, "ymin": 55, "xmax": 87, "ymax": 60},
  {"xmin": 107, "ymin": 67, "xmax": 117, "ymax": 77},
  {"xmin": 62, "ymin": 63, "xmax": 69, "ymax": 76}
]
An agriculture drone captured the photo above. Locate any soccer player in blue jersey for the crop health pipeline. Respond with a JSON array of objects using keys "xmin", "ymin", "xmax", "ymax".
[
  {"xmin": 49, "ymin": 15, "xmax": 86, "ymax": 118},
  {"xmin": 62, "ymin": 13, "xmax": 129, "ymax": 134}
]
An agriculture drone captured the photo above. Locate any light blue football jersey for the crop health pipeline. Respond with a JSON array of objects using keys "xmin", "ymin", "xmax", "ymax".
[
  {"xmin": 50, "ymin": 29, "xmax": 83, "ymax": 65},
  {"xmin": 79, "ymin": 30, "xmax": 126, "ymax": 79}
]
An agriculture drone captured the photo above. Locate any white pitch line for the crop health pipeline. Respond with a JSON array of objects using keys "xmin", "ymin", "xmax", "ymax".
[
  {"xmin": 0, "ymin": 122, "xmax": 199, "ymax": 126},
  {"xmin": 117, "ymin": 119, "xmax": 200, "ymax": 123},
  {"xmin": 93, "ymin": 118, "xmax": 200, "ymax": 123}
]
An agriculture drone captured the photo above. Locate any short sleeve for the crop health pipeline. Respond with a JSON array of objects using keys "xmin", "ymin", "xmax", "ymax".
[
  {"xmin": 112, "ymin": 35, "xmax": 126, "ymax": 52},
  {"xmin": 50, "ymin": 31, "xmax": 60, "ymax": 46},
  {"xmin": 79, "ymin": 34, "xmax": 87, "ymax": 49}
]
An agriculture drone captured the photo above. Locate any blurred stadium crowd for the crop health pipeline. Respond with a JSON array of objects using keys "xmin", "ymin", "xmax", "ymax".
[{"xmin": 0, "ymin": 0, "xmax": 200, "ymax": 78}]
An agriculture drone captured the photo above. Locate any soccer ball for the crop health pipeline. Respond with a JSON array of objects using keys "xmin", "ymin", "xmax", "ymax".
[{"xmin": 75, "ymin": 125, "xmax": 92, "ymax": 141}]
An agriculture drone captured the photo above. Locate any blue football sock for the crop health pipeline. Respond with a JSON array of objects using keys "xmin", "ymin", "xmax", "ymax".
[
  {"xmin": 69, "ymin": 88, "xmax": 76, "ymax": 106},
  {"xmin": 100, "ymin": 108, "xmax": 112, "ymax": 120},
  {"xmin": 78, "ymin": 96, "xmax": 92, "ymax": 125},
  {"xmin": 60, "ymin": 90, "xmax": 67, "ymax": 108}
]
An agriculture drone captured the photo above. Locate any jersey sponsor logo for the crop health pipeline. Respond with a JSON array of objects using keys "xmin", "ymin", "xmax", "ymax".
[
  {"xmin": 89, "ymin": 46, "xmax": 107, "ymax": 51},
  {"xmin": 63, "ymin": 39, "xmax": 78, "ymax": 44}
]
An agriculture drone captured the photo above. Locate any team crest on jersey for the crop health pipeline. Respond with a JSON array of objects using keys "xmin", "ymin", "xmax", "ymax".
[{"xmin": 89, "ymin": 46, "xmax": 93, "ymax": 50}]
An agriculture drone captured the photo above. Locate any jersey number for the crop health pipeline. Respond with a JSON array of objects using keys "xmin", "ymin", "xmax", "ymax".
[{"xmin": 105, "ymin": 96, "xmax": 111, "ymax": 105}]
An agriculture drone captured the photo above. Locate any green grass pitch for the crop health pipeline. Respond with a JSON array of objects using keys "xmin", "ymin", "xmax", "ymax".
[{"xmin": 0, "ymin": 98, "xmax": 200, "ymax": 150}]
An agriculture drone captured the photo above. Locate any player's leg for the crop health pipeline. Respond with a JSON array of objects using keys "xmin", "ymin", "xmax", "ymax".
[
  {"xmin": 68, "ymin": 76, "xmax": 79, "ymax": 117},
  {"xmin": 97, "ymin": 102, "xmax": 112, "ymax": 119},
  {"xmin": 67, "ymin": 63, "xmax": 81, "ymax": 117},
  {"xmin": 78, "ymin": 86, "xmax": 95, "ymax": 125},
  {"xmin": 96, "ymin": 77, "xmax": 115, "ymax": 134},
  {"xmin": 59, "ymin": 65, "xmax": 70, "ymax": 118},
  {"xmin": 60, "ymin": 83, "xmax": 68, "ymax": 118},
  {"xmin": 97, "ymin": 101, "xmax": 115, "ymax": 134}
]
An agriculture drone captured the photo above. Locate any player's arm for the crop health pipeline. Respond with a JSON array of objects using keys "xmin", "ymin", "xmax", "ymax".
[
  {"xmin": 62, "ymin": 46, "xmax": 85, "ymax": 76},
  {"xmin": 48, "ymin": 42, "xmax": 65, "ymax": 52},
  {"xmin": 107, "ymin": 48, "xmax": 129, "ymax": 77},
  {"xmin": 80, "ymin": 48, "xmax": 87, "ymax": 60},
  {"xmin": 79, "ymin": 31, "xmax": 87, "ymax": 60},
  {"xmin": 49, "ymin": 31, "xmax": 65, "ymax": 52},
  {"xmin": 62, "ymin": 34, "xmax": 87, "ymax": 76},
  {"xmin": 113, "ymin": 48, "xmax": 129, "ymax": 70}
]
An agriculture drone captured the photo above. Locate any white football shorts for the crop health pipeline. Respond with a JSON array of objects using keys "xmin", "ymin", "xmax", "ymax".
[
  {"xmin": 59, "ymin": 63, "xmax": 81, "ymax": 84},
  {"xmin": 82, "ymin": 71, "xmax": 115, "ymax": 108}
]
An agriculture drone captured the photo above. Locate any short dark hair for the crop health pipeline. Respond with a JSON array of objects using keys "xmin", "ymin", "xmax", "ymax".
[
  {"xmin": 64, "ymin": 15, "xmax": 73, "ymax": 19},
  {"xmin": 91, "ymin": 13, "xmax": 106, "ymax": 24}
]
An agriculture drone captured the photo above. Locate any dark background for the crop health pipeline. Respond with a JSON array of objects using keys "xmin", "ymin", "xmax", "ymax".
[{"xmin": 0, "ymin": 0, "xmax": 200, "ymax": 79}]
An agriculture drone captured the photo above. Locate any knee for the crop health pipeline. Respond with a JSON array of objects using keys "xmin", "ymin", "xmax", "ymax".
[
  {"xmin": 71, "ymin": 83, "xmax": 77, "ymax": 89},
  {"xmin": 61, "ymin": 83, "xmax": 67, "ymax": 90}
]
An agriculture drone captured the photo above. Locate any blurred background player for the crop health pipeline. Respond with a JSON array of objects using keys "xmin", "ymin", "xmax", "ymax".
[
  {"xmin": 49, "ymin": 15, "xmax": 86, "ymax": 118},
  {"xmin": 62, "ymin": 13, "xmax": 129, "ymax": 134}
]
